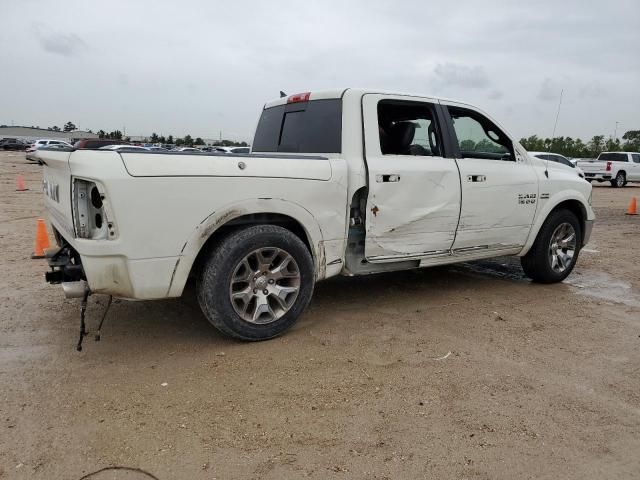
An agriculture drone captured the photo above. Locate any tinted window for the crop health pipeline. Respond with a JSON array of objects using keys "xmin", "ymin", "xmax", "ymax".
[
  {"xmin": 552, "ymin": 155, "xmax": 574, "ymax": 167},
  {"xmin": 598, "ymin": 153, "xmax": 626, "ymax": 161},
  {"xmin": 252, "ymin": 99, "xmax": 342, "ymax": 153},
  {"xmin": 632, "ymin": 154, "xmax": 640, "ymax": 163},
  {"xmin": 448, "ymin": 107, "xmax": 513, "ymax": 161}
]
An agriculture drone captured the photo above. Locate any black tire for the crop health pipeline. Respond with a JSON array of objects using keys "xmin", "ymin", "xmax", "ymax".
[
  {"xmin": 197, "ymin": 225, "xmax": 315, "ymax": 341},
  {"xmin": 521, "ymin": 209, "xmax": 582, "ymax": 284},
  {"xmin": 611, "ymin": 171, "xmax": 626, "ymax": 188}
]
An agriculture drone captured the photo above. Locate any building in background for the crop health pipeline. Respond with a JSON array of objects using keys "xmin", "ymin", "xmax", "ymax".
[{"xmin": 0, "ymin": 126, "xmax": 98, "ymax": 143}]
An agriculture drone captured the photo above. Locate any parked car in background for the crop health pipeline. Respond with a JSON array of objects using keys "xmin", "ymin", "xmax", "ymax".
[
  {"xmin": 213, "ymin": 146, "xmax": 233, "ymax": 153},
  {"xmin": 98, "ymin": 145, "xmax": 150, "ymax": 152},
  {"xmin": 529, "ymin": 151, "xmax": 585, "ymax": 178},
  {"xmin": 577, "ymin": 152, "xmax": 640, "ymax": 187},
  {"xmin": 26, "ymin": 139, "xmax": 73, "ymax": 161},
  {"xmin": 174, "ymin": 147, "xmax": 201, "ymax": 152},
  {"xmin": 146, "ymin": 146, "xmax": 169, "ymax": 152},
  {"xmin": 0, "ymin": 138, "xmax": 29, "ymax": 150},
  {"xmin": 229, "ymin": 147, "xmax": 251, "ymax": 154},
  {"xmin": 40, "ymin": 88, "xmax": 594, "ymax": 341},
  {"xmin": 74, "ymin": 139, "xmax": 128, "ymax": 149}
]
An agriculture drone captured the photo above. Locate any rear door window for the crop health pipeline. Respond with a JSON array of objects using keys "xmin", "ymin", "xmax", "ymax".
[{"xmin": 252, "ymin": 99, "xmax": 342, "ymax": 153}]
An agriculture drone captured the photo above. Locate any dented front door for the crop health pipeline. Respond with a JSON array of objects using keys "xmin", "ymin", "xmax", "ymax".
[{"xmin": 362, "ymin": 94, "xmax": 461, "ymax": 261}]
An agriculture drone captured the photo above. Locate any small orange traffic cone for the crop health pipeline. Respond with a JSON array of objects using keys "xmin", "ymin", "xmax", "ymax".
[
  {"xmin": 626, "ymin": 197, "xmax": 638, "ymax": 216},
  {"xmin": 16, "ymin": 175, "xmax": 28, "ymax": 191},
  {"xmin": 32, "ymin": 219, "xmax": 51, "ymax": 259}
]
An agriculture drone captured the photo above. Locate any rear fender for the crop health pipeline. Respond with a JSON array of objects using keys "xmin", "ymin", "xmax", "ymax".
[{"xmin": 167, "ymin": 198, "xmax": 325, "ymax": 297}]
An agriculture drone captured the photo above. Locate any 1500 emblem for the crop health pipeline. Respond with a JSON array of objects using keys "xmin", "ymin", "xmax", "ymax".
[
  {"xmin": 43, "ymin": 179, "xmax": 59, "ymax": 203},
  {"xmin": 518, "ymin": 193, "xmax": 536, "ymax": 205}
]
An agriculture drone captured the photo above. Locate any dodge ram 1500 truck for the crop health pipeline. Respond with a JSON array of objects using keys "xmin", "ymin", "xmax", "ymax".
[
  {"xmin": 38, "ymin": 88, "xmax": 595, "ymax": 341},
  {"xmin": 577, "ymin": 152, "xmax": 640, "ymax": 187}
]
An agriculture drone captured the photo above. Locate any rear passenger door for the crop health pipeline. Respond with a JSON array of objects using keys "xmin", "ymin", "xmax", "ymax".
[
  {"xmin": 362, "ymin": 94, "xmax": 461, "ymax": 261},
  {"xmin": 441, "ymin": 102, "xmax": 538, "ymax": 253}
]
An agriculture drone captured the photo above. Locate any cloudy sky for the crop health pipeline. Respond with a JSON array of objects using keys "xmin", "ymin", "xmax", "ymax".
[{"xmin": 2, "ymin": 0, "xmax": 638, "ymax": 142}]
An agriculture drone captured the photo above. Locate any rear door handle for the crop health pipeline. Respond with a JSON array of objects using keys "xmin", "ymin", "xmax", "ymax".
[
  {"xmin": 467, "ymin": 175, "xmax": 486, "ymax": 182},
  {"xmin": 376, "ymin": 174, "xmax": 401, "ymax": 183}
]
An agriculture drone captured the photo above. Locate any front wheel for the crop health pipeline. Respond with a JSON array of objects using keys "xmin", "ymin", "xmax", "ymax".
[
  {"xmin": 521, "ymin": 209, "xmax": 581, "ymax": 283},
  {"xmin": 611, "ymin": 172, "xmax": 626, "ymax": 188},
  {"xmin": 197, "ymin": 225, "xmax": 315, "ymax": 341}
]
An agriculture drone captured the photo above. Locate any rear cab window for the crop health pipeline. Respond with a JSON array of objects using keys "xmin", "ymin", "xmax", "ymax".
[
  {"xmin": 252, "ymin": 99, "xmax": 342, "ymax": 153},
  {"xmin": 598, "ymin": 153, "xmax": 627, "ymax": 162}
]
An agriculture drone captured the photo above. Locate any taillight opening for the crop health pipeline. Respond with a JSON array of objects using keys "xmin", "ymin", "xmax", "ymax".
[{"xmin": 606, "ymin": 161, "xmax": 612, "ymax": 171}]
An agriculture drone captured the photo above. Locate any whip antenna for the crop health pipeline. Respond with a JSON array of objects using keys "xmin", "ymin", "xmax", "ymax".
[{"xmin": 545, "ymin": 88, "xmax": 563, "ymax": 178}]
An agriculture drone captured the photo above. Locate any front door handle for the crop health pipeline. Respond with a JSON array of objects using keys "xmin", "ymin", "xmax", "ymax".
[
  {"xmin": 467, "ymin": 175, "xmax": 486, "ymax": 182},
  {"xmin": 376, "ymin": 174, "xmax": 401, "ymax": 183}
]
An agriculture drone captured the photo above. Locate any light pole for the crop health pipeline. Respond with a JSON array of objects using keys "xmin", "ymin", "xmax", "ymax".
[{"xmin": 614, "ymin": 121, "xmax": 620, "ymax": 139}]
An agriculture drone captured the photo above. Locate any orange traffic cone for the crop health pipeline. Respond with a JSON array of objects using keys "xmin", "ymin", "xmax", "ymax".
[
  {"xmin": 16, "ymin": 175, "xmax": 28, "ymax": 191},
  {"xmin": 626, "ymin": 197, "xmax": 638, "ymax": 216},
  {"xmin": 32, "ymin": 219, "xmax": 51, "ymax": 259}
]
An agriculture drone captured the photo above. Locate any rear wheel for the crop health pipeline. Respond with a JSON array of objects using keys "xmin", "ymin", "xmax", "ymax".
[
  {"xmin": 521, "ymin": 209, "xmax": 581, "ymax": 283},
  {"xmin": 611, "ymin": 171, "xmax": 626, "ymax": 188},
  {"xmin": 197, "ymin": 225, "xmax": 315, "ymax": 341}
]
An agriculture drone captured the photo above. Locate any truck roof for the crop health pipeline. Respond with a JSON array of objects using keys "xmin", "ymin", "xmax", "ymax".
[{"xmin": 263, "ymin": 88, "xmax": 473, "ymax": 109}]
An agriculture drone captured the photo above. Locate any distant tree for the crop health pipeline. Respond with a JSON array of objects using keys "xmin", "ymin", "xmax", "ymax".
[
  {"xmin": 175, "ymin": 137, "xmax": 185, "ymax": 146},
  {"xmin": 167, "ymin": 135, "xmax": 174, "ymax": 144},
  {"xmin": 587, "ymin": 135, "xmax": 605, "ymax": 157},
  {"xmin": 124, "ymin": 137, "xmax": 131, "ymax": 142},
  {"xmin": 150, "ymin": 133, "xmax": 159, "ymax": 143},
  {"xmin": 63, "ymin": 121, "xmax": 77, "ymax": 132},
  {"xmin": 459, "ymin": 139, "xmax": 476, "ymax": 151},
  {"xmin": 158, "ymin": 135, "xmax": 166, "ymax": 143},
  {"xmin": 97, "ymin": 130, "xmax": 106, "ymax": 139},
  {"xmin": 194, "ymin": 137, "xmax": 205, "ymax": 145},
  {"xmin": 51, "ymin": 125, "xmax": 61, "ymax": 131},
  {"xmin": 107, "ymin": 130, "xmax": 122, "ymax": 140},
  {"xmin": 183, "ymin": 134, "xmax": 193, "ymax": 146},
  {"xmin": 622, "ymin": 130, "xmax": 640, "ymax": 151},
  {"xmin": 520, "ymin": 135, "xmax": 545, "ymax": 151},
  {"xmin": 604, "ymin": 137, "xmax": 621, "ymax": 152},
  {"xmin": 475, "ymin": 139, "xmax": 505, "ymax": 153}
]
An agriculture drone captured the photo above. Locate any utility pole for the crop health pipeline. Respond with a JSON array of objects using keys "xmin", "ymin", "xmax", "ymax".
[{"xmin": 613, "ymin": 121, "xmax": 620, "ymax": 139}]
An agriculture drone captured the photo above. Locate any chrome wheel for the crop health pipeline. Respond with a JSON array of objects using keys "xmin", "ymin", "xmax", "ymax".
[
  {"xmin": 229, "ymin": 247, "xmax": 301, "ymax": 324},
  {"xmin": 616, "ymin": 173, "xmax": 625, "ymax": 187},
  {"xmin": 548, "ymin": 222, "xmax": 577, "ymax": 273}
]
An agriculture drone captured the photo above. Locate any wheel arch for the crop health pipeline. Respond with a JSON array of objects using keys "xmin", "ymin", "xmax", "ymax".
[
  {"xmin": 166, "ymin": 199, "xmax": 325, "ymax": 297},
  {"xmin": 521, "ymin": 195, "xmax": 589, "ymax": 255}
]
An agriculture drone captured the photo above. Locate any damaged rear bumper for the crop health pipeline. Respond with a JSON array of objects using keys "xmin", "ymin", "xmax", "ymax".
[{"xmin": 45, "ymin": 243, "xmax": 90, "ymax": 298}]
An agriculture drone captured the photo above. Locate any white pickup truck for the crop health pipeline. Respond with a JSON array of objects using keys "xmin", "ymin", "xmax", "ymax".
[
  {"xmin": 39, "ymin": 88, "xmax": 594, "ymax": 341},
  {"xmin": 577, "ymin": 152, "xmax": 640, "ymax": 187}
]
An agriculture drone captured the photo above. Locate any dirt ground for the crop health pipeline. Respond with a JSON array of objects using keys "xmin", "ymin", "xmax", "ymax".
[{"xmin": 1, "ymin": 150, "xmax": 639, "ymax": 480}]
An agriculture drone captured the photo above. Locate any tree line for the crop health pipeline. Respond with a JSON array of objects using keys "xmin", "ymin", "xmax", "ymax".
[
  {"xmin": 31, "ymin": 120, "xmax": 248, "ymax": 147},
  {"xmin": 95, "ymin": 130, "xmax": 248, "ymax": 147},
  {"xmin": 518, "ymin": 131, "xmax": 639, "ymax": 158}
]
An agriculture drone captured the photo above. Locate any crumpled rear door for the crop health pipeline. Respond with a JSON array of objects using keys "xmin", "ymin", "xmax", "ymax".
[{"xmin": 362, "ymin": 94, "xmax": 461, "ymax": 261}]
